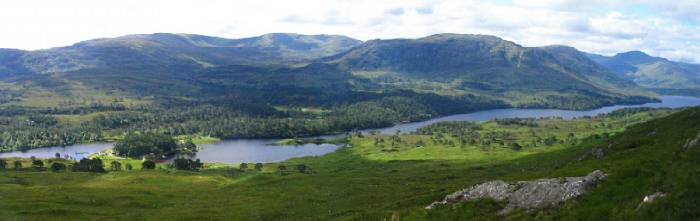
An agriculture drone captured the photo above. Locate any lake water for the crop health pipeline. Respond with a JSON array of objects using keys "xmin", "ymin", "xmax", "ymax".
[
  {"xmin": 0, "ymin": 143, "xmax": 112, "ymax": 160},
  {"xmin": 361, "ymin": 95, "xmax": 700, "ymax": 135},
  {"xmin": 2, "ymin": 95, "xmax": 699, "ymax": 163}
]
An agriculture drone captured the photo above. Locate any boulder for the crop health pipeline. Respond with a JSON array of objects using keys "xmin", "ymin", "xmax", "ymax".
[
  {"xmin": 427, "ymin": 170, "xmax": 608, "ymax": 214},
  {"xmin": 578, "ymin": 147, "xmax": 605, "ymax": 161},
  {"xmin": 635, "ymin": 191, "xmax": 667, "ymax": 211},
  {"xmin": 683, "ymin": 130, "xmax": 700, "ymax": 149}
]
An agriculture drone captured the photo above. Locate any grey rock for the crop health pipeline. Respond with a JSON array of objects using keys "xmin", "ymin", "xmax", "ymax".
[
  {"xmin": 427, "ymin": 170, "xmax": 607, "ymax": 214},
  {"xmin": 635, "ymin": 191, "xmax": 667, "ymax": 211},
  {"xmin": 578, "ymin": 147, "xmax": 605, "ymax": 161},
  {"xmin": 427, "ymin": 180, "xmax": 513, "ymax": 209},
  {"xmin": 684, "ymin": 130, "xmax": 700, "ymax": 149}
]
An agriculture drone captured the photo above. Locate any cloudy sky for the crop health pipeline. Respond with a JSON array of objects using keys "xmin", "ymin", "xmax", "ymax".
[{"xmin": 1, "ymin": 0, "xmax": 699, "ymax": 63}]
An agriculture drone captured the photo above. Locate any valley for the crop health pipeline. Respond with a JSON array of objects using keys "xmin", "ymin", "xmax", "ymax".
[{"xmin": 1, "ymin": 32, "xmax": 699, "ymax": 221}]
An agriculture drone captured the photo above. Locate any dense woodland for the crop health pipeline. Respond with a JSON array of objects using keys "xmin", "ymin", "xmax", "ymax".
[{"xmin": 0, "ymin": 92, "xmax": 506, "ymax": 152}]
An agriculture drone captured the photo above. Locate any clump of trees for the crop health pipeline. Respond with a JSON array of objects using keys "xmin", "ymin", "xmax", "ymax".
[
  {"xmin": 495, "ymin": 118, "xmax": 538, "ymax": 127},
  {"xmin": 72, "ymin": 158, "xmax": 105, "ymax": 172},
  {"xmin": 113, "ymin": 133, "xmax": 179, "ymax": 159},
  {"xmin": 171, "ymin": 158, "xmax": 202, "ymax": 171}
]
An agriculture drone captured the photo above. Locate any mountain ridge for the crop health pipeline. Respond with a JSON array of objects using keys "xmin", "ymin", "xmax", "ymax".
[{"xmin": 587, "ymin": 50, "xmax": 700, "ymax": 95}]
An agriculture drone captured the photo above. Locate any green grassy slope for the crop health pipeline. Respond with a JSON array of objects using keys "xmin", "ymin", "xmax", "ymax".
[{"xmin": 2, "ymin": 107, "xmax": 697, "ymax": 220}]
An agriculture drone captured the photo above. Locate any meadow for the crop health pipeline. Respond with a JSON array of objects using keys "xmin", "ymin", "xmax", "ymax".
[{"xmin": 1, "ymin": 107, "xmax": 698, "ymax": 220}]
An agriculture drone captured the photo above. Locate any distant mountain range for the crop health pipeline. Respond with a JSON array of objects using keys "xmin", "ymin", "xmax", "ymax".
[
  {"xmin": 2, "ymin": 32, "xmax": 695, "ymax": 112},
  {"xmin": 0, "ymin": 33, "xmax": 362, "ymax": 75},
  {"xmin": 322, "ymin": 34, "xmax": 651, "ymax": 107},
  {"xmin": 586, "ymin": 51, "xmax": 700, "ymax": 96}
]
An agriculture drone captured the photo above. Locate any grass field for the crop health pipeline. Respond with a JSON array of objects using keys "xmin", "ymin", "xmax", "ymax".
[{"xmin": 1, "ymin": 107, "xmax": 699, "ymax": 220}]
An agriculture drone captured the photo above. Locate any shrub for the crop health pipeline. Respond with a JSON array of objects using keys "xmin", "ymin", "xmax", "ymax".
[
  {"xmin": 13, "ymin": 161, "xmax": 22, "ymax": 170},
  {"xmin": 111, "ymin": 161, "xmax": 122, "ymax": 171},
  {"xmin": 50, "ymin": 162, "xmax": 66, "ymax": 172},
  {"xmin": 296, "ymin": 164, "xmax": 308, "ymax": 173},
  {"xmin": 32, "ymin": 159, "xmax": 44, "ymax": 169},
  {"xmin": 142, "ymin": 160, "xmax": 156, "ymax": 170}
]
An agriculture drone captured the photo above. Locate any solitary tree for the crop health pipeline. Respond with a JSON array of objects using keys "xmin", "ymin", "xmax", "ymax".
[
  {"xmin": 511, "ymin": 142, "xmax": 523, "ymax": 151},
  {"xmin": 0, "ymin": 159, "xmax": 7, "ymax": 170},
  {"xmin": 296, "ymin": 164, "xmax": 308, "ymax": 174},
  {"xmin": 13, "ymin": 160, "xmax": 22, "ymax": 170},
  {"xmin": 32, "ymin": 159, "xmax": 44, "ymax": 169},
  {"xmin": 111, "ymin": 161, "xmax": 122, "ymax": 171},
  {"xmin": 254, "ymin": 163, "xmax": 263, "ymax": 171},
  {"xmin": 55, "ymin": 152, "xmax": 61, "ymax": 159},
  {"xmin": 50, "ymin": 162, "xmax": 66, "ymax": 172},
  {"xmin": 142, "ymin": 160, "xmax": 156, "ymax": 170},
  {"xmin": 278, "ymin": 165, "xmax": 287, "ymax": 175},
  {"xmin": 125, "ymin": 163, "xmax": 133, "ymax": 171}
]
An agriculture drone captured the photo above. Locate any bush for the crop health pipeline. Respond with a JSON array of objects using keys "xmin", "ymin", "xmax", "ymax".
[
  {"xmin": 13, "ymin": 161, "xmax": 22, "ymax": 170},
  {"xmin": 32, "ymin": 159, "xmax": 44, "ymax": 169},
  {"xmin": 110, "ymin": 161, "xmax": 122, "ymax": 171},
  {"xmin": 125, "ymin": 163, "xmax": 133, "ymax": 171},
  {"xmin": 511, "ymin": 142, "xmax": 523, "ymax": 151},
  {"xmin": 278, "ymin": 165, "xmax": 287, "ymax": 175},
  {"xmin": 50, "ymin": 162, "xmax": 66, "ymax": 172},
  {"xmin": 296, "ymin": 164, "xmax": 308, "ymax": 173},
  {"xmin": 142, "ymin": 160, "xmax": 156, "ymax": 170}
]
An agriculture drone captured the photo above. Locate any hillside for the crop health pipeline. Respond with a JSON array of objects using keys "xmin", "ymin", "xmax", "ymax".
[
  {"xmin": 324, "ymin": 34, "xmax": 654, "ymax": 108},
  {"xmin": 2, "ymin": 107, "xmax": 699, "ymax": 220},
  {"xmin": 587, "ymin": 51, "xmax": 700, "ymax": 96}
]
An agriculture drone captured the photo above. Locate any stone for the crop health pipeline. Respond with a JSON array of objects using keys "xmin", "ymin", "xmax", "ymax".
[
  {"xmin": 635, "ymin": 191, "xmax": 667, "ymax": 211},
  {"xmin": 427, "ymin": 170, "xmax": 608, "ymax": 215},
  {"xmin": 683, "ymin": 130, "xmax": 700, "ymax": 149},
  {"xmin": 578, "ymin": 147, "xmax": 605, "ymax": 161}
]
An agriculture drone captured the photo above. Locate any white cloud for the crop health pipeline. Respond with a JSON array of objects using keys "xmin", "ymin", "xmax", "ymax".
[{"xmin": 0, "ymin": 0, "xmax": 698, "ymax": 63}]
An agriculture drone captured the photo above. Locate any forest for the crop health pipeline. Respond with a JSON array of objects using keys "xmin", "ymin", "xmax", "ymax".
[{"xmin": 0, "ymin": 91, "xmax": 506, "ymax": 152}]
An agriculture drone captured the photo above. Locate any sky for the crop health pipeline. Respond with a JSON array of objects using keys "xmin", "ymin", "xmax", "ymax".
[{"xmin": 1, "ymin": 0, "xmax": 699, "ymax": 63}]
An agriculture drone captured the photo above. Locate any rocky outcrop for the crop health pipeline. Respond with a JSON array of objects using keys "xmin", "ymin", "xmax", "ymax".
[
  {"xmin": 427, "ymin": 170, "xmax": 607, "ymax": 214},
  {"xmin": 684, "ymin": 130, "xmax": 700, "ymax": 149},
  {"xmin": 635, "ymin": 191, "xmax": 667, "ymax": 211},
  {"xmin": 578, "ymin": 147, "xmax": 606, "ymax": 161}
]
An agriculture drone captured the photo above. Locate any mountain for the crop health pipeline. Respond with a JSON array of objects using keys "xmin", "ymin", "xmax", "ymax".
[
  {"xmin": 324, "ymin": 34, "xmax": 653, "ymax": 108},
  {"xmin": 0, "ymin": 33, "xmax": 655, "ymax": 113},
  {"xmin": 0, "ymin": 33, "xmax": 363, "ymax": 75},
  {"xmin": 587, "ymin": 51, "xmax": 700, "ymax": 95}
]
